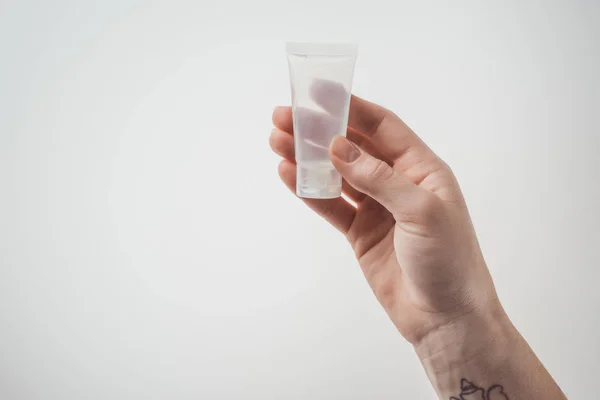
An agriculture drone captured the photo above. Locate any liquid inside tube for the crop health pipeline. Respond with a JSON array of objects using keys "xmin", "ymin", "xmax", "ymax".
[{"xmin": 286, "ymin": 43, "xmax": 358, "ymax": 199}]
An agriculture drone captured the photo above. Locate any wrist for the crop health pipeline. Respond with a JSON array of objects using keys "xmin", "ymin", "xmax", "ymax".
[{"xmin": 414, "ymin": 300, "xmax": 522, "ymax": 394}]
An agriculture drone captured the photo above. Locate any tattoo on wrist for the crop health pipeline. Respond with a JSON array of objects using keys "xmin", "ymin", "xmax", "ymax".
[{"xmin": 449, "ymin": 378, "xmax": 509, "ymax": 400}]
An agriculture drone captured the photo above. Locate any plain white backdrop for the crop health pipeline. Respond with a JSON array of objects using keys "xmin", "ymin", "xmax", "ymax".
[{"xmin": 1, "ymin": 0, "xmax": 599, "ymax": 398}]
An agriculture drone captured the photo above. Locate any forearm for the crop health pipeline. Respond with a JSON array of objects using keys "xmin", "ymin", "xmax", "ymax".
[{"xmin": 415, "ymin": 305, "xmax": 567, "ymax": 400}]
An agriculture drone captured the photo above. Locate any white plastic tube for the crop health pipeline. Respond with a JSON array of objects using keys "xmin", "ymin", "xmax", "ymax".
[{"xmin": 286, "ymin": 42, "xmax": 358, "ymax": 199}]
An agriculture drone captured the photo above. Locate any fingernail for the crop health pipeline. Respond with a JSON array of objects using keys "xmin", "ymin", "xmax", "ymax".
[{"xmin": 331, "ymin": 137, "xmax": 361, "ymax": 163}]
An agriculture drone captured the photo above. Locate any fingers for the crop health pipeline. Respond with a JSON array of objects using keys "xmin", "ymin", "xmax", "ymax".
[
  {"xmin": 273, "ymin": 106, "xmax": 338, "ymax": 161},
  {"xmin": 270, "ymin": 127, "xmax": 375, "ymax": 167},
  {"xmin": 269, "ymin": 128, "xmax": 295, "ymax": 159},
  {"xmin": 272, "ymin": 132, "xmax": 398, "ymax": 260},
  {"xmin": 272, "ymin": 106, "xmax": 293, "ymax": 133},
  {"xmin": 307, "ymin": 80, "xmax": 438, "ymax": 164},
  {"xmin": 277, "ymin": 160, "xmax": 356, "ymax": 234},
  {"xmin": 269, "ymin": 128, "xmax": 366, "ymax": 203},
  {"xmin": 346, "ymin": 95, "xmax": 388, "ymax": 138},
  {"xmin": 272, "ymin": 106, "xmax": 389, "ymax": 163},
  {"xmin": 349, "ymin": 96, "xmax": 426, "ymax": 162},
  {"xmin": 330, "ymin": 136, "xmax": 438, "ymax": 225},
  {"xmin": 273, "ymin": 105, "xmax": 341, "ymax": 139}
]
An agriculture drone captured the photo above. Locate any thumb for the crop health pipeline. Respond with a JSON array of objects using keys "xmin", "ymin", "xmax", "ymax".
[{"xmin": 330, "ymin": 136, "xmax": 425, "ymax": 217}]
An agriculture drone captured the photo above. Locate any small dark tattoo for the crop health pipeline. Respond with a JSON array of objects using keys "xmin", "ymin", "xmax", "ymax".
[{"xmin": 449, "ymin": 378, "xmax": 509, "ymax": 400}]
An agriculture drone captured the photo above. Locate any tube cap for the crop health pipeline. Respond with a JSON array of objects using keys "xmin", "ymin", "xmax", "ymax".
[{"xmin": 296, "ymin": 165, "xmax": 342, "ymax": 199}]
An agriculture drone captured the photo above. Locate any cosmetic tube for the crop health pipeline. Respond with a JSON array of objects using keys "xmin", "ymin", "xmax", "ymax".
[{"xmin": 286, "ymin": 42, "xmax": 358, "ymax": 198}]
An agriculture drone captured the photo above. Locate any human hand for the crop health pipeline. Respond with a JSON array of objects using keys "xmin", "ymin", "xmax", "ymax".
[
  {"xmin": 270, "ymin": 86, "xmax": 567, "ymax": 400},
  {"xmin": 270, "ymin": 88, "xmax": 502, "ymax": 346}
]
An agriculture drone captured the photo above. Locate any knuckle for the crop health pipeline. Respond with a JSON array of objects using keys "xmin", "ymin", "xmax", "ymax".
[
  {"xmin": 269, "ymin": 130, "xmax": 293, "ymax": 158},
  {"xmin": 269, "ymin": 130, "xmax": 281, "ymax": 151},
  {"xmin": 363, "ymin": 158, "xmax": 394, "ymax": 183},
  {"xmin": 268, "ymin": 130, "xmax": 276, "ymax": 147}
]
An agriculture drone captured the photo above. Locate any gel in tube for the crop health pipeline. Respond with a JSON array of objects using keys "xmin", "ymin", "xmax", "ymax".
[{"xmin": 286, "ymin": 42, "xmax": 358, "ymax": 199}]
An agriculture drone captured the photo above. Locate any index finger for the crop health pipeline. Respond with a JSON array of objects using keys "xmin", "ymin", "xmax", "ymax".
[
  {"xmin": 310, "ymin": 80, "xmax": 435, "ymax": 163},
  {"xmin": 351, "ymin": 95, "xmax": 424, "ymax": 161},
  {"xmin": 271, "ymin": 106, "xmax": 389, "ymax": 164}
]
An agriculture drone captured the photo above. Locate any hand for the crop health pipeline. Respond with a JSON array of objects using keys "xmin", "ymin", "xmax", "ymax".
[
  {"xmin": 270, "ymin": 91, "xmax": 502, "ymax": 346},
  {"xmin": 270, "ymin": 89, "xmax": 567, "ymax": 400}
]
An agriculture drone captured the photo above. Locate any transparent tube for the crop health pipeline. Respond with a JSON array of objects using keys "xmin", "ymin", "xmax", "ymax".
[{"xmin": 286, "ymin": 42, "xmax": 358, "ymax": 199}]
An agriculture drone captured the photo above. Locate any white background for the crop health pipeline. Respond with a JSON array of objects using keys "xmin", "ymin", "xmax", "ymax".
[{"xmin": 1, "ymin": 0, "xmax": 599, "ymax": 398}]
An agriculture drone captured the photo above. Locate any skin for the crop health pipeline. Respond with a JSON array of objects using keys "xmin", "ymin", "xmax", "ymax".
[
  {"xmin": 269, "ymin": 89, "xmax": 567, "ymax": 399},
  {"xmin": 270, "ymin": 93, "xmax": 494, "ymax": 344}
]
